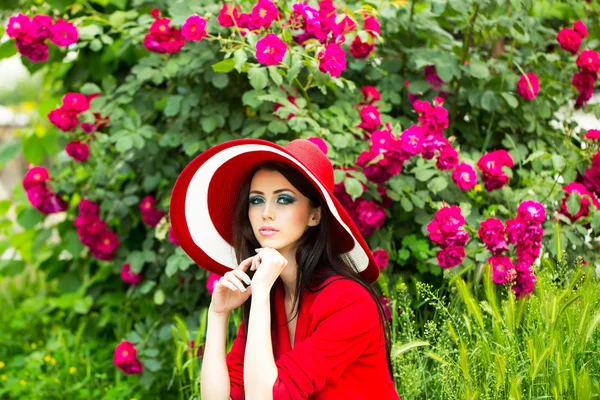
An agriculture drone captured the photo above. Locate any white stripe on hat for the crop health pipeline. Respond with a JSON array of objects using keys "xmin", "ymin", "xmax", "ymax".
[{"xmin": 185, "ymin": 143, "xmax": 369, "ymax": 273}]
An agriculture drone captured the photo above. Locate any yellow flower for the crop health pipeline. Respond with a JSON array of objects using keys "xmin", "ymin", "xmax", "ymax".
[
  {"xmin": 20, "ymin": 379, "xmax": 26, "ymax": 386},
  {"xmin": 0, "ymin": 361, "xmax": 4, "ymax": 368},
  {"xmin": 472, "ymin": 184, "xmax": 482, "ymax": 192},
  {"xmin": 69, "ymin": 367, "xmax": 76, "ymax": 374},
  {"xmin": 1, "ymin": 374, "xmax": 6, "ymax": 381},
  {"xmin": 44, "ymin": 355, "xmax": 51, "ymax": 363},
  {"xmin": 30, "ymin": 343, "xmax": 37, "ymax": 350},
  {"xmin": 50, "ymin": 358, "xmax": 57, "ymax": 366}
]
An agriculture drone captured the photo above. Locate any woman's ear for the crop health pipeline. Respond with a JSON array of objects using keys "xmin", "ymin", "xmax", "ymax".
[{"xmin": 310, "ymin": 206, "xmax": 322, "ymax": 226}]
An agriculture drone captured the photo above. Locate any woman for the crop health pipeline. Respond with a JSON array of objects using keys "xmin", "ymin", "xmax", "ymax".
[{"xmin": 170, "ymin": 138, "xmax": 400, "ymax": 399}]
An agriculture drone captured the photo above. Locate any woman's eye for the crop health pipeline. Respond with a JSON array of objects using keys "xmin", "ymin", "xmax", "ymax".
[{"xmin": 249, "ymin": 196, "xmax": 294, "ymax": 205}]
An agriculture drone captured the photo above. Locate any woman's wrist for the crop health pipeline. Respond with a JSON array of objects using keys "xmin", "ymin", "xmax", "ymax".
[{"xmin": 208, "ymin": 304, "xmax": 231, "ymax": 319}]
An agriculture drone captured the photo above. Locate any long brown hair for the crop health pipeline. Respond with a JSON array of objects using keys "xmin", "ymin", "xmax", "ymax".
[{"xmin": 231, "ymin": 161, "xmax": 394, "ymax": 380}]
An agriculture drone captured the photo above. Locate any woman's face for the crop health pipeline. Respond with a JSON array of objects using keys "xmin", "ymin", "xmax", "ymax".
[{"xmin": 248, "ymin": 169, "xmax": 321, "ymax": 255}]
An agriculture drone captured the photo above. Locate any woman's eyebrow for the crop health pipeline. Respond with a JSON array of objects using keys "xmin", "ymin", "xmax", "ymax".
[{"xmin": 249, "ymin": 188, "xmax": 296, "ymax": 195}]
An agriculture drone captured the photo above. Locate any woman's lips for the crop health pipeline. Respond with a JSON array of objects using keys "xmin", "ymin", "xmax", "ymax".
[{"xmin": 259, "ymin": 230, "xmax": 278, "ymax": 237}]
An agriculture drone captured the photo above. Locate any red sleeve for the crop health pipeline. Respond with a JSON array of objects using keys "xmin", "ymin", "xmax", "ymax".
[
  {"xmin": 272, "ymin": 285, "xmax": 380, "ymax": 399},
  {"xmin": 225, "ymin": 320, "xmax": 246, "ymax": 400}
]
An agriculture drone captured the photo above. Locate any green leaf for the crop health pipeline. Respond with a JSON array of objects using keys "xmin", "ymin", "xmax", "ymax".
[
  {"xmin": 551, "ymin": 154, "xmax": 566, "ymax": 171},
  {"xmin": 212, "ymin": 73, "xmax": 229, "ymax": 89},
  {"xmin": 81, "ymin": 82, "xmax": 102, "ymax": 95},
  {"xmin": 591, "ymin": 210, "xmax": 600, "ymax": 233},
  {"xmin": 287, "ymin": 54, "xmax": 302, "ymax": 83},
  {"xmin": 401, "ymin": 196, "xmax": 413, "ymax": 212},
  {"xmin": 164, "ymin": 95, "xmax": 183, "ymax": 117},
  {"xmin": 500, "ymin": 92, "xmax": 519, "ymax": 109},
  {"xmin": 344, "ymin": 177, "xmax": 364, "ymax": 201},
  {"xmin": 128, "ymin": 250, "xmax": 145, "ymax": 274},
  {"xmin": 116, "ymin": 136, "xmax": 133, "ymax": 152},
  {"xmin": 0, "ymin": 39, "xmax": 17, "ymax": 60},
  {"xmin": 469, "ymin": 60, "xmax": 489, "ymax": 79},
  {"xmin": 201, "ymin": 116, "xmax": 218, "ymax": 133},
  {"xmin": 102, "ymin": 75, "xmax": 117, "ymax": 94},
  {"xmin": 566, "ymin": 194, "xmax": 581, "ymax": 217},
  {"xmin": 234, "ymin": 49, "xmax": 248, "ymax": 73},
  {"xmin": 248, "ymin": 67, "xmax": 268, "ymax": 90},
  {"xmin": 143, "ymin": 358, "xmax": 162, "ymax": 372},
  {"xmin": 17, "ymin": 207, "xmax": 43, "ymax": 229},
  {"xmin": 0, "ymin": 140, "xmax": 21, "ymax": 168},
  {"xmin": 89, "ymin": 39, "xmax": 102, "ymax": 51},
  {"xmin": 480, "ymin": 90, "xmax": 497, "ymax": 112},
  {"xmin": 427, "ymin": 176, "xmax": 448, "ymax": 194},
  {"xmin": 22, "ymin": 134, "xmax": 45, "ymax": 164},
  {"xmin": 212, "ymin": 58, "xmax": 236, "ymax": 73},
  {"xmin": 154, "ymin": 289, "xmax": 165, "ymax": 305},
  {"xmin": 268, "ymin": 66, "xmax": 283, "ymax": 86},
  {"xmin": 267, "ymin": 120, "xmax": 288, "ymax": 134},
  {"xmin": 78, "ymin": 25, "xmax": 102, "ymax": 40}
]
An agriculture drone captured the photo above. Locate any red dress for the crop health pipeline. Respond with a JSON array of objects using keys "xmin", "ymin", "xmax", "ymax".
[{"xmin": 225, "ymin": 275, "xmax": 401, "ymax": 399}]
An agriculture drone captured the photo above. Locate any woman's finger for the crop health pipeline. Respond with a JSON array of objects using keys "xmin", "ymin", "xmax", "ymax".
[
  {"xmin": 218, "ymin": 277, "xmax": 238, "ymax": 291},
  {"xmin": 237, "ymin": 255, "xmax": 256, "ymax": 271},
  {"xmin": 224, "ymin": 272, "xmax": 248, "ymax": 292},
  {"xmin": 232, "ymin": 269, "xmax": 252, "ymax": 286}
]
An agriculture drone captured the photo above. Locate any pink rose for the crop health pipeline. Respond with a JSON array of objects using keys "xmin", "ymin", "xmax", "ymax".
[
  {"xmin": 307, "ymin": 137, "xmax": 328, "ymax": 154},
  {"xmin": 49, "ymin": 18, "xmax": 78, "ymax": 47},
  {"xmin": 516, "ymin": 72, "xmax": 539, "ymax": 100},
  {"xmin": 319, "ymin": 43, "xmax": 347, "ymax": 77},
  {"xmin": 489, "ymin": 255, "xmax": 515, "ymax": 285},
  {"xmin": 182, "ymin": 15, "xmax": 207, "ymax": 41},
  {"xmin": 251, "ymin": 0, "xmax": 280, "ymax": 29},
  {"xmin": 373, "ymin": 248, "xmax": 389, "ymax": 269},
  {"xmin": 358, "ymin": 105, "xmax": 381, "ymax": 132},
  {"xmin": 572, "ymin": 70, "xmax": 597, "ymax": 92},
  {"xmin": 255, "ymin": 33, "xmax": 287, "ymax": 66},
  {"xmin": 65, "ymin": 140, "xmax": 90, "ymax": 161},
  {"xmin": 371, "ymin": 129, "xmax": 394, "ymax": 154},
  {"xmin": 584, "ymin": 129, "xmax": 600, "ymax": 141},
  {"xmin": 437, "ymin": 246, "xmax": 465, "ymax": 269},
  {"xmin": 451, "ymin": 162, "xmax": 477, "ymax": 191},
  {"xmin": 556, "ymin": 28, "xmax": 582, "ymax": 55},
  {"xmin": 121, "ymin": 263, "xmax": 143, "ymax": 285},
  {"xmin": 337, "ymin": 15, "xmax": 356, "ymax": 35},
  {"xmin": 113, "ymin": 341, "xmax": 143, "ymax": 375},
  {"xmin": 573, "ymin": 20, "xmax": 588, "ymax": 38},
  {"xmin": 516, "ymin": 200, "xmax": 546, "ymax": 225},
  {"xmin": 30, "ymin": 15, "xmax": 53, "ymax": 40},
  {"xmin": 576, "ymin": 49, "xmax": 600, "ymax": 74},
  {"xmin": 6, "ymin": 13, "xmax": 31, "ymax": 38},
  {"xmin": 363, "ymin": 15, "xmax": 380, "ymax": 35},
  {"xmin": 349, "ymin": 35, "xmax": 374, "ymax": 59},
  {"xmin": 436, "ymin": 145, "xmax": 459, "ymax": 171},
  {"xmin": 94, "ymin": 230, "xmax": 120, "ymax": 254},
  {"xmin": 361, "ymin": 86, "xmax": 380, "ymax": 103},
  {"xmin": 62, "ymin": 93, "xmax": 90, "ymax": 113},
  {"xmin": 168, "ymin": 226, "xmax": 180, "ymax": 246},
  {"xmin": 207, "ymin": 272, "xmax": 220, "ymax": 295},
  {"xmin": 424, "ymin": 65, "xmax": 444, "ymax": 91},
  {"xmin": 48, "ymin": 107, "xmax": 79, "ymax": 132},
  {"xmin": 23, "ymin": 166, "xmax": 49, "ymax": 191},
  {"xmin": 398, "ymin": 125, "xmax": 424, "ymax": 157},
  {"xmin": 217, "ymin": 4, "xmax": 240, "ymax": 27}
]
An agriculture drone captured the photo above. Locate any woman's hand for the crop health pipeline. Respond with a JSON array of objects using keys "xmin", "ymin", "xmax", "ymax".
[
  {"xmin": 208, "ymin": 256, "xmax": 255, "ymax": 316},
  {"xmin": 248, "ymin": 247, "xmax": 288, "ymax": 296}
]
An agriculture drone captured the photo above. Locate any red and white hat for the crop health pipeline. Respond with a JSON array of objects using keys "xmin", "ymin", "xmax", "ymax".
[{"xmin": 169, "ymin": 138, "xmax": 380, "ymax": 284}]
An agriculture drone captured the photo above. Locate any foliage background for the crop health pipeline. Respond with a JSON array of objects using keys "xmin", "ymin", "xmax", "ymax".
[{"xmin": 0, "ymin": 0, "xmax": 599, "ymax": 398}]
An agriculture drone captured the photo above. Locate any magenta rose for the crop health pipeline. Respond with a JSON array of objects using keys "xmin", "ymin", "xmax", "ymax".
[
  {"xmin": 584, "ymin": 129, "xmax": 600, "ymax": 141},
  {"xmin": 65, "ymin": 140, "xmax": 90, "ymax": 161},
  {"xmin": 168, "ymin": 227, "xmax": 180, "ymax": 246},
  {"xmin": 358, "ymin": 105, "xmax": 381, "ymax": 132},
  {"xmin": 489, "ymin": 255, "xmax": 515, "ymax": 285},
  {"xmin": 349, "ymin": 35, "xmax": 374, "ymax": 59},
  {"xmin": 319, "ymin": 43, "xmax": 347, "ymax": 77},
  {"xmin": 207, "ymin": 272, "xmax": 220, "ymax": 295},
  {"xmin": 78, "ymin": 199, "xmax": 99, "ymax": 217},
  {"xmin": 436, "ymin": 145, "xmax": 459, "ymax": 171},
  {"xmin": 573, "ymin": 20, "xmax": 588, "ymax": 38},
  {"xmin": 48, "ymin": 107, "xmax": 79, "ymax": 132},
  {"xmin": 251, "ymin": 0, "xmax": 280, "ymax": 29},
  {"xmin": 361, "ymin": 86, "xmax": 380, "ymax": 103},
  {"xmin": 373, "ymin": 248, "xmax": 389, "ymax": 269},
  {"xmin": 217, "ymin": 4, "xmax": 240, "ymax": 27},
  {"xmin": 113, "ymin": 341, "xmax": 143, "ymax": 375},
  {"xmin": 6, "ymin": 13, "xmax": 31, "ymax": 38},
  {"xmin": 424, "ymin": 65, "xmax": 444, "ymax": 91},
  {"xmin": 363, "ymin": 16, "xmax": 380, "ymax": 35},
  {"xmin": 307, "ymin": 137, "xmax": 328, "ymax": 155},
  {"xmin": 255, "ymin": 33, "xmax": 287, "ymax": 66},
  {"xmin": 38, "ymin": 192, "xmax": 68, "ymax": 214},
  {"xmin": 557, "ymin": 28, "xmax": 582, "ymax": 55},
  {"xmin": 182, "ymin": 15, "xmax": 207, "ymax": 41},
  {"xmin": 22, "ymin": 166, "xmax": 49, "ymax": 191},
  {"xmin": 516, "ymin": 200, "xmax": 546, "ymax": 225},
  {"xmin": 94, "ymin": 230, "xmax": 119, "ymax": 254},
  {"xmin": 49, "ymin": 18, "xmax": 78, "ymax": 47},
  {"xmin": 576, "ymin": 49, "xmax": 600, "ymax": 74},
  {"xmin": 437, "ymin": 246, "xmax": 465, "ymax": 269},
  {"xmin": 451, "ymin": 162, "xmax": 477, "ymax": 191},
  {"xmin": 516, "ymin": 72, "xmax": 540, "ymax": 100},
  {"xmin": 121, "ymin": 263, "xmax": 143, "ymax": 285}
]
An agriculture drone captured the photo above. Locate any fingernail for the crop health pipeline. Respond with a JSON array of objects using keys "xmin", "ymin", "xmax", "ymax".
[
  {"xmin": 231, "ymin": 285, "xmax": 238, "ymax": 291},
  {"xmin": 245, "ymin": 278, "xmax": 252, "ymax": 285},
  {"xmin": 255, "ymin": 248, "xmax": 260, "ymax": 252},
  {"xmin": 241, "ymin": 287, "xmax": 246, "ymax": 292}
]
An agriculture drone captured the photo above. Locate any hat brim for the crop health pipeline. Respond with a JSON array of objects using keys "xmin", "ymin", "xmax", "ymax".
[{"xmin": 169, "ymin": 138, "xmax": 380, "ymax": 284}]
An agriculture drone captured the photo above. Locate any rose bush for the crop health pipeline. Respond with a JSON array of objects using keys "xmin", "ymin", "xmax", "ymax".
[{"xmin": 0, "ymin": 0, "xmax": 599, "ymax": 397}]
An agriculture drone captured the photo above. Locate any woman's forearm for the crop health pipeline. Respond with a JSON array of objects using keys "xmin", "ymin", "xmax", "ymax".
[
  {"xmin": 201, "ymin": 309, "xmax": 232, "ymax": 400},
  {"xmin": 244, "ymin": 292, "xmax": 277, "ymax": 400}
]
